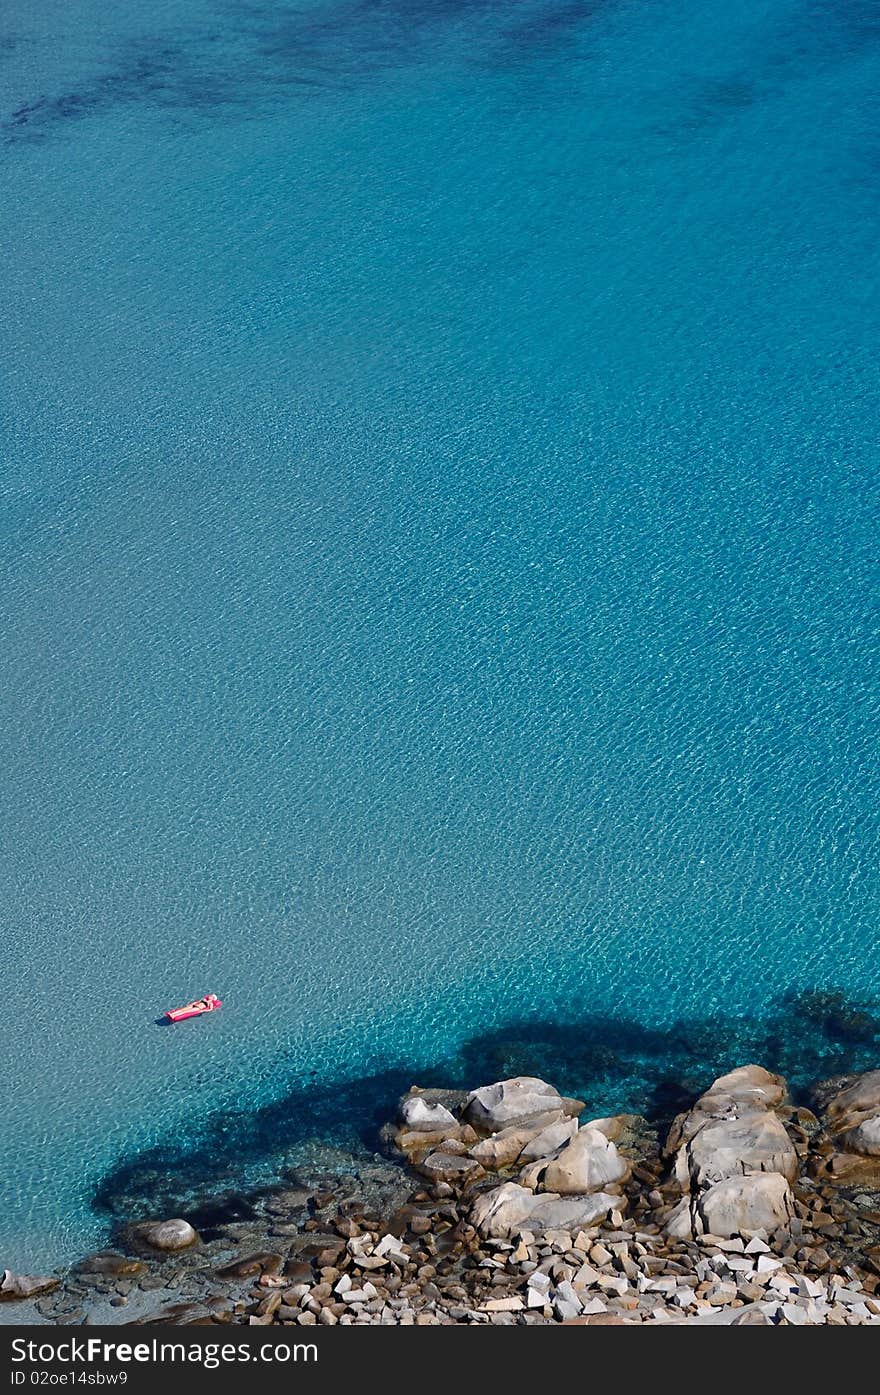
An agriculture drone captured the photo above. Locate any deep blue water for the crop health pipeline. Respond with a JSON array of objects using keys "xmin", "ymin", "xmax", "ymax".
[{"xmin": 1, "ymin": 0, "xmax": 879, "ymax": 1269}]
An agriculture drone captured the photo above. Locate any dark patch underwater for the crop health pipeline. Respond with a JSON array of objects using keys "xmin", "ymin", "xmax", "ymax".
[
  {"xmin": 0, "ymin": 0, "xmax": 614, "ymax": 146},
  {"xmin": 93, "ymin": 985, "xmax": 880, "ymax": 1223}
]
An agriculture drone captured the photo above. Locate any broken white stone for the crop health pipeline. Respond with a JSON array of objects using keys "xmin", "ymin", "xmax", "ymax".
[
  {"xmin": 721, "ymin": 1255, "xmax": 755, "ymax": 1273},
  {"xmin": 374, "ymin": 1234, "xmax": 404, "ymax": 1257},
  {"xmin": 756, "ymin": 1255, "xmax": 784, "ymax": 1274},
  {"xmin": 800, "ymin": 1276, "xmax": 825, "ymax": 1300},
  {"xmin": 744, "ymin": 1236, "xmax": 771, "ymax": 1254},
  {"xmin": 481, "ymin": 1296, "xmax": 524, "ymax": 1312},
  {"xmin": 571, "ymin": 1262, "xmax": 602, "ymax": 1290},
  {"xmin": 555, "ymin": 1280, "xmax": 582, "ymax": 1312},
  {"xmin": 782, "ymin": 1302, "xmax": 809, "ymax": 1325},
  {"xmin": 554, "ymin": 1297, "xmax": 582, "ymax": 1321}
]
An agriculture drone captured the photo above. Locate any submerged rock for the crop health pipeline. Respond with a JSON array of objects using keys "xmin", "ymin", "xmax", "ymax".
[
  {"xmin": 0, "ymin": 1270, "xmax": 60, "ymax": 1301},
  {"xmin": 137, "ymin": 1218, "xmax": 199, "ymax": 1252},
  {"xmin": 74, "ymin": 1253, "xmax": 147, "ymax": 1277},
  {"xmin": 216, "ymin": 1252, "xmax": 283, "ymax": 1279}
]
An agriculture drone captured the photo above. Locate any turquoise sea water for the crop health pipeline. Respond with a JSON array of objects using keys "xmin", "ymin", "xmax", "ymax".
[{"xmin": 1, "ymin": 0, "xmax": 879, "ymax": 1269}]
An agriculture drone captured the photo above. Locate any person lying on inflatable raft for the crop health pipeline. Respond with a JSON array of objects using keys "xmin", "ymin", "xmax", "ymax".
[{"xmin": 165, "ymin": 992, "xmax": 221, "ymax": 1022}]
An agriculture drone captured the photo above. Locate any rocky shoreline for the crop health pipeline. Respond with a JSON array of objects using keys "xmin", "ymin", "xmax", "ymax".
[{"xmin": 6, "ymin": 1063, "xmax": 880, "ymax": 1327}]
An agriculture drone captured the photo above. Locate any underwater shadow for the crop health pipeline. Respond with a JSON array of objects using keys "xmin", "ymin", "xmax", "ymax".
[
  {"xmin": 2, "ymin": 0, "xmax": 615, "ymax": 146},
  {"xmin": 92, "ymin": 985, "xmax": 879, "ymax": 1222}
]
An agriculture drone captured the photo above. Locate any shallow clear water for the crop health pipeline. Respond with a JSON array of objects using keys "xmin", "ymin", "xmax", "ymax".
[{"xmin": 1, "ymin": 0, "xmax": 879, "ymax": 1269}]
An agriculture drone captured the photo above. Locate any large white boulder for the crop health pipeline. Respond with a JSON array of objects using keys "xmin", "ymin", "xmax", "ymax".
[
  {"xmin": 463, "ymin": 1077, "xmax": 565, "ymax": 1133},
  {"xmin": 673, "ymin": 1109, "xmax": 798, "ymax": 1190},
  {"xmin": 701, "ymin": 1065, "xmax": 787, "ymax": 1110},
  {"xmin": 666, "ymin": 1173, "xmax": 793, "ymax": 1240},
  {"xmin": 470, "ymin": 1112, "xmax": 569, "ymax": 1169},
  {"xmin": 470, "ymin": 1183, "xmax": 539, "ymax": 1237},
  {"xmin": 470, "ymin": 1182, "xmax": 620, "ymax": 1239},
  {"xmin": 526, "ymin": 1192, "xmax": 622, "ymax": 1233},
  {"xmin": 520, "ymin": 1126, "xmax": 630, "ymax": 1195},
  {"xmin": 666, "ymin": 1065, "xmax": 788, "ymax": 1154},
  {"xmin": 519, "ymin": 1115, "xmax": 579, "ymax": 1161},
  {"xmin": 398, "ymin": 1096, "xmax": 458, "ymax": 1133}
]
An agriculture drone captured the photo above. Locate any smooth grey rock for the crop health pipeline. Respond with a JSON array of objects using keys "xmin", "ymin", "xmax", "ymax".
[
  {"xmin": 519, "ymin": 1115, "xmax": 579, "ymax": 1162},
  {"xmin": 673, "ymin": 1109, "xmax": 798, "ymax": 1190},
  {"xmin": 399, "ymin": 1096, "xmax": 458, "ymax": 1133},
  {"xmin": 470, "ymin": 1182, "xmax": 619, "ymax": 1238},
  {"xmin": 521, "ymin": 1126, "xmax": 630, "ymax": 1195},
  {"xmin": 666, "ymin": 1065, "xmax": 789, "ymax": 1156},
  {"xmin": 524, "ymin": 1192, "xmax": 619, "ymax": 1236},
  {"xmin": 703, "ymin": 1065, "xmax": 787, "ymax": 1110},
  {"xmin": 416, "ymin": 1152, "xmax": 484, "ymax": 1184},
  {"xmin": 471, "ymin": 1184, "xmax": 538, "ymax": 1238},
  {"xmin": 464, "ymin": 1077, "xmax": 563, "ymax": 1133},
  {"xmin": 138, "ymin": 1219, "xmax": 198, "ymax": 1252},
  {"xmin": 470, "ymin": 1112, "xmax": 567, "ymax": 1168},
  {"xmin": 667, "ymin": 1173, "xmax": 794, "ymax": 1240}
]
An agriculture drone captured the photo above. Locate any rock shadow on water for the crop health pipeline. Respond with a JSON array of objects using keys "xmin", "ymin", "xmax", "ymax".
[
  {"xmin": 2, "ymin": 0, "xmax": 613, "ymax": 146},
  {"xmin": 92, "ymin": 985, "xmax": 880, "ymax": 1225}
]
